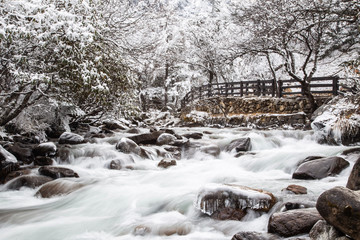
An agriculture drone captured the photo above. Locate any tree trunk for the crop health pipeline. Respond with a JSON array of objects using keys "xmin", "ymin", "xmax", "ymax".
[{"xmin": 302, "ymin": 82, "xmax": 317, "ymax": 113}]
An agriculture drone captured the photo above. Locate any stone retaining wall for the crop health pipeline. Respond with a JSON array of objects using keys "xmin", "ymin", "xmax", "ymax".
[{"xmin": 180, "ymin": 97, "xmax": 329, "ymax": 129}]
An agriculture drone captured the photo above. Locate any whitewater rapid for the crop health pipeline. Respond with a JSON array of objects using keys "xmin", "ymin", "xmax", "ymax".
[{"xmin": 0, "ymin": 128, "xmax": 356, "ymax": 240}]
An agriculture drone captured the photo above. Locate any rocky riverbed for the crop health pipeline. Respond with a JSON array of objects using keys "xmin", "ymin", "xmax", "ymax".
[{"xmin": 1, "ymin": 122, "xmax": 360, "ymax": 239}]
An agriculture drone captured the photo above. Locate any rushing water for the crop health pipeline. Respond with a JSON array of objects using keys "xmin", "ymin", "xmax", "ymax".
[{"xmin": 0, "ymin": 128, "xmax": 357, "ymax": 240}]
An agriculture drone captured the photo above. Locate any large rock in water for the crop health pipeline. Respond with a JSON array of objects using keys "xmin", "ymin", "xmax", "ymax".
[
  {"xmin": 268, "ymin": 208, "xmax": 322, "ymax": 237},
  {"xmin": 157, "ymin": 133, "xmax": 177, "ymax": 145},
  {"xmin": 225, "ymin": 138, "xmax": 251, "ymax": 152},
  {"xmin": 346, "ymin": 156, "xmax": 360, "ymax": 190},
  {"xmin": 38, "ymin": 166, "xmax": 79, "ymax": 179},
  {"xmin": 309, "ymin": 220, "xmax": 347, "ymax": 240},
  {"xmin": 196, "ymin": 184, "xmax": 276, "ymax": 220},
  {"xmin": 5, "ymin": 175, "xmax": 53, "ymax": 190},
  {"xmin": 58, "ymin": 132, "xmax": 85, "ymax": 145},
  {"xmin": 36, "ymin": 179, "xmax": 85, "ymax": 198},
  {"xmin": 311, "ymin": 93, "xmax": 360, "ymax": 145},
  {"xmin": 5, "ymin": 142, "xmax": 34, "ymax": 164},
  {"xmin": 231, "ymin": 232, "xmax": 280, "ymax": 240},
  {"xmin": 316, "ymin": 186, "xmax": 360, "ymax": 240},
  {"xmin": 0, "ymin": 145, "xmax": 19, "ymax": 183},
  {"xmin": 33, "ymin": 142, "xmax": 57, "ymax": 157},
  {"xmin": 128, "ymin": 131, "xmax": 164, "ymax": 145},
  {"xmin": 292, "ymin": 156, "xmax": 349, "ymax": 180},
  {"xmin": 116, "ymin": 138, "xmax": 140, "ymax": 154}
]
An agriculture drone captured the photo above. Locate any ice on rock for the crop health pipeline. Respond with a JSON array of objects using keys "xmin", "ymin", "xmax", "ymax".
[{"xmin": 196, "ymin": 183, "xmax": 276, "ymax": 217}]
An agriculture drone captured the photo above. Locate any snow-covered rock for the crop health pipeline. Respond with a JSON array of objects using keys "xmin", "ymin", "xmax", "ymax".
[
  {"xmin": 116, "ymin": 138, "xmax": 140, "ymax": 155},
  {"xmin": 312, "ymin": 93, "xmax": 360, "ymax": 145},
  {"xmin": 33, "ymin": 142, "xmax": 57, "ymax": 157},
  {"xmin": 157, "ymin": 133, "xmax": 177, "ymax": 145},
  {"xmin": 196, "ymin": 184, "xmax": 276, "ymax": 220},
  {"xmin": 58, "ymin": 132, "xmax": 85, "ymax": 145}
]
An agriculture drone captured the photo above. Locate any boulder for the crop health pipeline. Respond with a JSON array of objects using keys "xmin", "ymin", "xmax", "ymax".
[
  {"xmin": 158, "ymin": 158, "xmax": 177, "ymax": 169},
  {"xmin": 102, "ymin": 119, "xmax": 128, "ymax": 130},
  {"xmin": 5, "ymin": 175, "xmax": 53, "ymax": 190},
  {"xmin": 292, "ymin": 157, "xmax": 349, "ymax": 180},
  {"xmin": 116, "ymin": 138, "xmax": 140, "ymax": 155},
  {"xmin": 33, "ymin": 142, "xmax": 57, "ymax": 157},
  {"xmin": 157, "ymin": 133, "xmax": 177, "ymax": 145},
  {"xmin": 316, "ymin": 186, "xmax": 360, "ymax": 240},
  {"xmin": 196, "ymin": 184, "xmax": 276, "ymax": 221},
  {"xmin": 4, "ymin": 169, "xmax": 31, "ymax": 183},
  {"xmin": 311, "ymin": 93, "xmax": 360, "ymax": 145},
  {"xmin": 34, "ymin": 156, "xmax": 54, "ymax": 166},
  {"xmin": 5, "ymin": 142, "xmax": 34, "ymax": 164},
  {"xmin": 128, "ymin": 131, "xmax": 164, "ymax": 145},
  {"xmin": 38, "ymin": 166, "xmax": 79, "ymax": 179},
  {"xmin": 183, "ymin": 132, "xmax": 203, "ymax": 140},
  {"xmin": 296, "ymin": 156, "xmax": 324, "ymax": 166},
  {"xmin": 346, "ymin": 156, "xmax": 360, "ymax": 190},
  {"xmin": 342, "ymin": 147, "xmax": 360, "ymax": 156},
  {"xmin": 309, "ymin": 220, "xmax": 348, "ymax": 240},
  {"xmin": 58, "ymin": 132, "xmax": 85, "ymax": 145},
  {"xmin": 231, "ymin": 232, "xmax": 280, "ymax": 240},
  {"xmin": 283, "ymin": 184, "xmax": 307, "ymax": 195},
  {"xmin": 268, "ymin": 208, "xmax": 322, "ymax": 237},
  {"xmin": 225, "ymin": 138, "xmax": 251, "ymax": 152},
  {"xmin": 199, "ymin": 145, "xmax": 221, "ymax": 157},
  {"xmin": 0, "ymin": 145, "xmax": 19, "ymax": 183},
  {"xmin": 36, "ymin": 179, "xmax": 85, "ymax": 198}
]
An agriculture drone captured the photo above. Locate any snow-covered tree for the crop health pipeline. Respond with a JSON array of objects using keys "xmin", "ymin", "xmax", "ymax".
[
  {"xmin": 231, "ymin": 0, "xmax": 359, "ymax": 110},
  {"xmin": 0, "ymin": 0, "xmax": 134, "ymax": 126}
]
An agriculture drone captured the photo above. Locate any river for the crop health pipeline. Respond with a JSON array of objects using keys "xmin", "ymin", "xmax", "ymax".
[{"xmin": 0, "ymin": 128, "xmax": 356, "ymax": 240}]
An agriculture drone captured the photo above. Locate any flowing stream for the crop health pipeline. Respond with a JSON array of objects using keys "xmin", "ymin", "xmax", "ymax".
[{"xmin": 0, "ymin": 128, "xmax": 357, "ymax": 240}]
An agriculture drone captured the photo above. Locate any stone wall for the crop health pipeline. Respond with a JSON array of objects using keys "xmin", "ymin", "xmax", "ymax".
[{"xmin": 180, "ymin": 97, "xmax": 329, "ymax": 129}]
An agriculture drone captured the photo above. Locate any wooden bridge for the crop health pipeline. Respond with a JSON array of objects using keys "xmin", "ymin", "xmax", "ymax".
[{"xmin": 181, "ymin": 76, "xmax": 341, "ymax": 108}]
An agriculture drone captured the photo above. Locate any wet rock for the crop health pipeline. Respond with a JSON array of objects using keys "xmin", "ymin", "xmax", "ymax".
[
  {"xmin": 57, "ymin": 145, "xmax": 71, "ymax": 163},
  {"xmin": 109, "ymin": 159, "xmax": 122, "ymax": 170},
  {"xmin": 292, "ymin": 156, "xmax": 349, "ymax": 180},
  {"xmin": 116, "ymin": 138, "xmax": 141, "ymax": 155},
  {"xmin": 231, "ymin": 231, "xmax": 280, "ymax": 240},
  {"xmin": 309, "ymin": 220, "xmax": 348, "ymax": 240},
  {"xmin": 128, "ymin": 131, "xmax": 164, "ymax": 145},
  {"xmin": 199, "ymin": 144, "xmax": 221, "ymax": 157},
  {"xmin": 102, "ymin": 119, "xmax": 128, "ymax": 130},
  {"xmin": 5, "ymin": 175, "xmax": 53, "ymax": 190},
  {"xmin": 33, "ymin": 142, "xmax": 57, "ymax": 157},
  {"xmin": 225, "ymin": 138, "xmax": 251, "ymax": 152},
  {"xmin": 34, "ymin": 156, "xmax": 54, "ymax": 166},
  {"xmin": 196, "ymin": 184, "xmax": 276, "ymax": 221},
  {"xmin": 283, "ymin": 184, "xmax": 307, "ymax": 195},
  {"xmin": 268, "ymin": 208, "xmax": 322, "ymax": 237},
  {"xmin": 296, "ymin": 156, "xmax": 324, "ymax": 166},
  {"xmin": 183, "ymin": 132, "xmax": 203, "ymax": 139},
  {"xmin": 4, "ymin": 169, "xmax": 32, "ymax": 183},
  {"xmin": 157, "ymin": 133, "xmax": 177, "ymax": 145},
  {"xmin": 346, "ymin": 156, "xmax": 360, "ymax": 190},
  {"xmin": 38, "ymin": 166, "xmax": 79, "ymax": 179},
  {"xmin": 126, "ymin": 128, "xmax": 141, "ymax": 134},
  {"xmin": 36, "ymin": 179, "xmax": 85, "ymax": 198},
  {"xmin": 158, "ymin": 158, "xmax": 177, "ymax": 168},
  {"xmin": 316, "ymin": 186, "xmax": 360, "ymax": 240},
  {"xmin": 12, "ymin": 134, "xmax": 41, "ymax": 144},
  {"xmin": 5, "ymin": 142, "xmax": 34, "ymax": 164},
  {"xmin": 58, "ymin": 132, "xmax": 85, "ymax": 145},
  {"xmin": 0, "ymin": 145, "xmax": 19, "ymax": 183},
  {"xmin": 342, "ymin": 147, "xmax": 360, "ymax": 156}
]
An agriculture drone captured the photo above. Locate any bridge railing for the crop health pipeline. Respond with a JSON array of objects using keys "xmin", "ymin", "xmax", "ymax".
[{"xmin": 181, "ymin": 76, "xmax": 340, "ymax": 108}]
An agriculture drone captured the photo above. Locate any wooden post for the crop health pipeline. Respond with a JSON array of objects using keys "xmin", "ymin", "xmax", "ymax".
[
  {"xmin": 240, "ymin": 81, "xmax": 243, "ymax": 97},
  {"xmin": 271, "ymin": 79, "xmax": 275, "ymax": 97},
  {"xmin": 207, "ymin": 84, "xmax": 212, "ymax": 98},
  {"xmin": 279, "ymin": 80, "xmax": 283, "ymax": 98},
  {"xmin": 199, "ymin": 87, "xmax": 202, "ymax": 99},
  {"xmin": 256, "ymin": 80, "xmax": 261, "ymax": 96},
  {"xmin": 225, "ymin": 83, "xmax": 228, "ymax": 97},
  {"xmin": 333, "ymin": 76, "xmax": 339, "ymax": 96}
]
